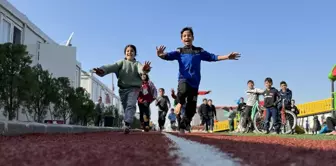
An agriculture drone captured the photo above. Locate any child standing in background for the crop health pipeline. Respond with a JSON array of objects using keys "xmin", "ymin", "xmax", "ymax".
[{"xmin": 93, "ymin": 44, "xmax": 151, "ymax": 134}]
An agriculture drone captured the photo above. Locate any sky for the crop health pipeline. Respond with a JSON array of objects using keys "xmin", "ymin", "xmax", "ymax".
[{"xmin": 7, "ymin": 0, "xmax": 336, "ymax": 124}]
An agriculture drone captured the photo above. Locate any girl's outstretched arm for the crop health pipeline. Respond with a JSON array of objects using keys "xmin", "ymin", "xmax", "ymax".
[{"xmin": 96, "ymin": 60, "xmax": 123, "ymax": 77}]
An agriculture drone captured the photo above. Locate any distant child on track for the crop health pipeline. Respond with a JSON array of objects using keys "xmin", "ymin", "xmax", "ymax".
[
  {"xmin": 156, "ymin": 88, "xmax": 171, "ymax": 132},
  {"xmin": 93, "ymin": 44, "xmax": 151, "ymax": 134},
  {"xmin": 138, "ymin": 73, "xmax": 157, "ymax": 132},
  {"xmin": 168, "ymin": 108, "xmax": 177, "ymax": 130},
  {"xmin": 156, "ymin": 27, "xmax": 241, "ymax": 133}
]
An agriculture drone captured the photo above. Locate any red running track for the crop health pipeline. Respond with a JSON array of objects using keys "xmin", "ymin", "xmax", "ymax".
[
  {"xmin": 0, "ymin": 132, "xmax": 178, "ymax": 166},
  {"xmin": 175, "ymin": 133, "xmax": 336, "ymax": 166},
  {"xmin": 2, "ymin": 131, "xmax": 336, "ymax": 166}
]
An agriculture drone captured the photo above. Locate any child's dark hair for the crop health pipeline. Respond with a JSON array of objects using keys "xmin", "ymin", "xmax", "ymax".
[
  {"xmin": 247, "ymin": 80, "xmax": 254, "ymax": 84},
  {"xmin": 203, "ymin": 98, "xmax": 207, "ymax": 102},
  {"xmin": 264, "ymin": 77, "xmax": 273, "ymax": 84},
  {"xmin": 280, "ymin": 81, "xmax": 287, "ymax": 86},
  {"xmin": 159, "ymin": 88, "xmax": 165, "ymax": 92},
  {"xmin": 208, "ymin": 99, "xmax": 212, "ymax": 102},
  {"xmin": 124, "ymin": 44, "xmax": 137, "ymax": 56},
  {"xmin": 181, "ymin": 27, "xmax": 194, "ymax": 37},
  {"xmin": 142, "ymin": 73, "xmax": 149, "ymax": 81}
]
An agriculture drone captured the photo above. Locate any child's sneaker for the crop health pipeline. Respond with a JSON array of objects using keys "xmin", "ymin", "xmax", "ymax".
[
  {"xmin": 209, "ymin": 130, "xmax": 213, "ymax": 133},
  {"xmin": 144, "ymin": 126, "xmax": 150, "ymax": 132},
  {"xmin": 124, "ymin": 122, "xmax": 130, "ymax": 134}
]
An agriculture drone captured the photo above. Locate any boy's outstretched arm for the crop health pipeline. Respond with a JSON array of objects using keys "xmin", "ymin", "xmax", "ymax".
[
  {"xmin": 200, "ymin": 49, "xmax": 241, "ymax": 62},
  {"xmin": 246, "ymin": 88, "xmax": 265, "ymax": 94},
  {"xmin": 94, "ymin": 60, "xmax": 123, "ymax": 77},
  {"xmin": 156, "ymin": 45, "xmax": 180, "ymax": 61}
]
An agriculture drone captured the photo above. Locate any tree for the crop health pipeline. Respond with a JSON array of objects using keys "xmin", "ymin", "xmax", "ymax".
[
  {"xmin": 0, "ymin": 43, "xmax": 32, "ymax": 120},
  {"xmin": 68, "ymin": 87, "xmax": 95, "ymax": 126},
  {"xmin": 23, "ymin": 64, "xmax": 55, "ymax": 123},
  {"xmin": 53, "ymin": 77, "xmax": 73, "ymax": 123}
]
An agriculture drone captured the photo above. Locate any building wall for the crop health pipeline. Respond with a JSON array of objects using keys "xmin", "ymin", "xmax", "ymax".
[
  {"xmin": 80, "ymin": 71, "xmax": 122, "ymax": 113},
  {"xmin": 0, "ymin": 0, "xmax": 81, "ymax": 122}
]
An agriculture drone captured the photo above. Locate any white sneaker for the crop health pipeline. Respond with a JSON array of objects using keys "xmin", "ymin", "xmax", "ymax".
[
  {"xmin": 209, "ymin": 130, "xmax": 213, "ymax": 133},
  {"xmin": 124, "ymin": 125, "xmax": 130, "ymax": 134}
]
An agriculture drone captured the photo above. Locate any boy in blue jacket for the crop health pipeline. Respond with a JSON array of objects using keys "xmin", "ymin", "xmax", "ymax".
[{"xmin": 156, "ymin": 27, "xmax": 241, "ymax": 133}]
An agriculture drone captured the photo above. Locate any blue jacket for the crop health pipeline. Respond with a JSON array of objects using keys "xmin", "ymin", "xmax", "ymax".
[
  {"xmin": 279, "ymin": 88, "xmax": 292, "ymax": 106},
  {"xmin": 168, "ymin": 113, "xmax": 176, "ymax": 121},
  {"xmin": 162, "ymin": 46, "xmax": 219, "ymax": 88}
]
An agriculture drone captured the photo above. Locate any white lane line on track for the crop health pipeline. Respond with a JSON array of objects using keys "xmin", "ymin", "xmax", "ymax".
[{"xmin": 164, "ymin": 133, "xmax": 241, "ymax": 166}]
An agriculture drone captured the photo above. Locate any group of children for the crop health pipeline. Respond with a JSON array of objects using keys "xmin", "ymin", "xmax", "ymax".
[
  {"xmin": 232, "ymin": 78, "xmax": 297, "ymax": 134},
  {"xmin": 93, "ymin": 27, "xmax": 241, "ymax": 134}
]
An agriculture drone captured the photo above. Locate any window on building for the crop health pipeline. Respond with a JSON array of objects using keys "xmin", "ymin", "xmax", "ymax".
[
  {"xmin": 1, "ymin": 19, "xmax": 11, "ymax": 43},
  {"xmin": 13, "ymin": 26, "xmax": 22, "ymax": 44}
]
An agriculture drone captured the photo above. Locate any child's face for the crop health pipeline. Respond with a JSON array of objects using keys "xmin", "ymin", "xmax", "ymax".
[
  {"xmin": 248, "ymin": 82, "xmax": 254, "ymax": 89},
  {"xmin": 203, "ymin": 100, "xmax": 207, "ymax": 104},
  {"xmin": 208, "ymin": 100, "xmax": 212, "ymax": 105},
  {"xmin": 181, "ymin": 30, "xmax": 194, "ymax": 46},
  {"xmin": 141, "ymin": 74, "xmax": 147, "ymax": 81},
  {"xmin": 125, "ymin": 47, "xmax": 135, "ymax": 60},
  {"xmin": 280, "ymin": 83, "xmax": 287, "ymax": 91},
  {"xmin": 264, "ymin": 81, "xmax": 272, "ymax": 89},
  {"xmin": 159, "ymin": 89, "xmax": 164, "ymax": 96}
]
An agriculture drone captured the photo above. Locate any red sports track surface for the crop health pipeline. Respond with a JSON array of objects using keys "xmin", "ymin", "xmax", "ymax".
[
  {"xmin": 0, "ymin": 132, "xmax": 178, "ymax": 166},
  {"xmin": 174, "ymin": 133, "xmax": 336, "ymax": 166}
]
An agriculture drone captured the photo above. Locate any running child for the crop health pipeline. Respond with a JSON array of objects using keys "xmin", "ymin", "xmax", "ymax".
[
  {"xmin": 138, "ymin": 73, "xmax": 157, "ymax": 132},
  {"xmin": 93, "ymin": 44, "xmax": 151, "ymax": 134},
  {"xmin": 171, "ymin": 88, "xmax": 211, "ymax": 131},
  {"xmin": 155, "ymin": 88, "xmax": 171, "ymax": 132},
  {"xmin": 168, "ymin": 108, "xmax": 177, "ymax": 130},
  {"xmin": 156, "ymin": 27, "xmax": 241, "ymax": 133}
]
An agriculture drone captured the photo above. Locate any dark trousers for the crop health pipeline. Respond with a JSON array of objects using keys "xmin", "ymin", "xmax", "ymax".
[
  {"xmin": 138, "ymin": 102, "xmax": 150, "ymax": 128},
  {"xmin": 209, "ymin": 117, "xmax": 214, "ymax": 131},
  {"xmin": 158, "ymin": 110, "xmax": 167, "ymax": 129},
  {"xmin": 326, "ymin": 117, "xmax": 336, "ymax": 131},
  {"xmin": 95, "ymin": 114, "xmax": 102, "ymax": 126},
  {"xmin": 265, "ymin": 107, "xmax": 280, "ymax": 132},
  {"xmin": 229, "ymin": 119, "xmax": 234, "ymax": 131},
  {"xmin": 203, "ymin": 118, "xmax": 210, "ymax": 131},
  {"xmin": 242, "ymin": 106, "xmax": 253, "ymax": 128},
  {"xmin": 176, "ymin": 81, "xmax": 198, "ymax": 130}
]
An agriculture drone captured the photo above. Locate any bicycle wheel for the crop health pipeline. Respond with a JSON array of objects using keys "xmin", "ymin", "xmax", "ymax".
[
  {"xmin": 280, "ymin": 110, "xmax": 297, "ymax": 134},
  {"xmin": 253, "ymin": 111, "xmax": 273, "ymax": 133}
]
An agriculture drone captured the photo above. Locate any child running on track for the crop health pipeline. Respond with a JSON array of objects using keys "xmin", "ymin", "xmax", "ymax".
[
  {"xmin": 138, "ymin": 73, "xmax": 157, "ymax": 132},
  {"xmin": 93, "ymin": 44, "xmax": 151, "ymax": 134},
  {"xmin": 156, "ymin": 88, "xmax": 171, "ymax": 132},
  {"xmin": 156, "ymin": 27, "xmax": 241, "ymax": 133},
  {"xmin": 171, "ymin": 89, "xmax": 211, "ymax": 132},
  {"xmin": 168, "ymin": 108, "xmax": 177, "ymax": 130}
]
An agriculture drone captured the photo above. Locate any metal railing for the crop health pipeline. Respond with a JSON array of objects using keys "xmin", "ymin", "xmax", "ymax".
[{"xmin": 214, "ymin": 98, "xmax": 334, "ymax": 132}]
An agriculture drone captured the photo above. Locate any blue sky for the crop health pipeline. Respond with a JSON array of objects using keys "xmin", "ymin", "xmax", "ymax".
[{"xmin": 8, "ymin": 0, "xmax": 336, "ymax": 122}]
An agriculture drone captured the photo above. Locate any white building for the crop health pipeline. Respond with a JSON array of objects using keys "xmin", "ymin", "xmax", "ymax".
[
  {"xmin": 80, "ymin": 70, "xmax": 122, "ymax": 114},
  {"xmin": 0, "ymin": 0, "xmax": 81, "ymax": 121}
]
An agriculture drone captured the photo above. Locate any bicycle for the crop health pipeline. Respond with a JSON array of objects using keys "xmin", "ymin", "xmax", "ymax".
[
  {"xmin": 278, "ymin": 99, "xmax": 297, "ymax": 134},
  {"xmin": 252, "ymin": 95, "xmax": 273, "ymax": 133}
]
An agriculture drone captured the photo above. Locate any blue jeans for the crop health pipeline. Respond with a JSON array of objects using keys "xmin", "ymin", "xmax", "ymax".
[
  {"xmin": 209, "ymin": 117, "xmax": 214, "ymax": 131},
  {"xmin": 264, "ymin": 107, "xmax": 280, "ymax": 133}
]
